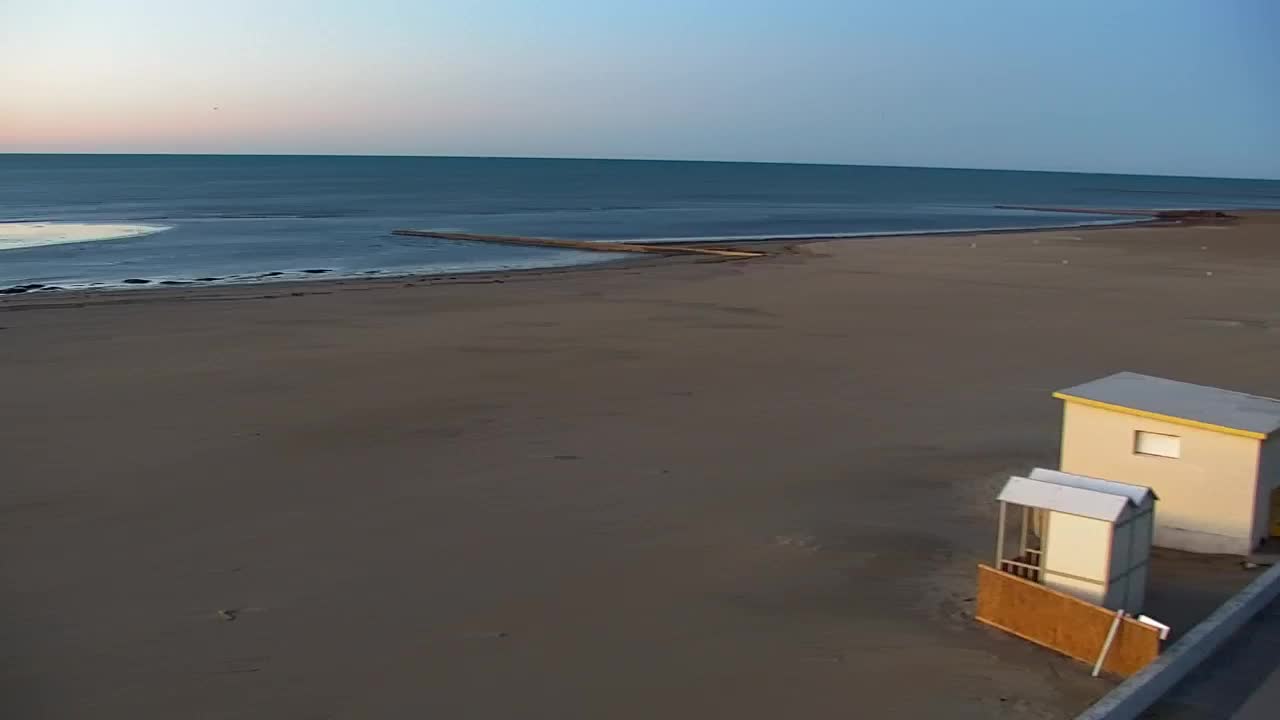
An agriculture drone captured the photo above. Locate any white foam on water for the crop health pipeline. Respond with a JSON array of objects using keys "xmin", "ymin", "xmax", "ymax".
[{"xmin": 0, "ymin": 222, "xmax": 172, "ymax": 251}]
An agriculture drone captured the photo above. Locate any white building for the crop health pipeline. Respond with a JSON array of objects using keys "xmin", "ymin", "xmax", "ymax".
[{"xmin": 1055, "ymin": 372, "xmax": 1280, "ymax": 555}]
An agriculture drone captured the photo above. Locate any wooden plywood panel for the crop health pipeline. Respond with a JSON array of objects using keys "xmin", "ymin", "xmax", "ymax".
[{"xmin": 975, "ymin": 564, "xmax": 1160, "ymax": 678}]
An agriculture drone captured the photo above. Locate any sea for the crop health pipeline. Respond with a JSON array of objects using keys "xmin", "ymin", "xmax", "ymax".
[{"xmin": 3, "ymin": 154, "xmax": 1279, "ymax": 292}]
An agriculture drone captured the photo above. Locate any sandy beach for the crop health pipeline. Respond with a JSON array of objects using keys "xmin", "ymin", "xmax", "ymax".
[{"xmin": 2, "ymin": 213, "xmax": 1278, "ymax": 719}]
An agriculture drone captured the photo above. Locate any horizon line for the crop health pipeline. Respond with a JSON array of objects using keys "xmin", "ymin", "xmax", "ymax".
[{"xmin": 1, "ymin": 151, "xmax": 1277, "ymax": 183}]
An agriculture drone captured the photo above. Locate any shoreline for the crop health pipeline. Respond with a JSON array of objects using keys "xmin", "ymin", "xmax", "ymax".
[{"xmin": 0, "ymin": 208, "xmax": 1218, "ymax": 309}]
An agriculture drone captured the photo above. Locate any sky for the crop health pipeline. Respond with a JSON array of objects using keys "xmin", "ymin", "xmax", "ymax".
[{"xmin": 2, "ymin": 0, "xmax": 1278, "ymax": 178}]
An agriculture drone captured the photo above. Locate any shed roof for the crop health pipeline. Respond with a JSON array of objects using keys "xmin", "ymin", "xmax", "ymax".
[
  {"xmin": 1028, "ymin": 468, "xmax": 1157, "ymax": 507},
  {"xmin": 998, "ymin": 475, "xmax": 1134, "ymax": 522},
  {"xmin": 1054, "ymin": 372, "xmax": 1280, "ymax": 439}
]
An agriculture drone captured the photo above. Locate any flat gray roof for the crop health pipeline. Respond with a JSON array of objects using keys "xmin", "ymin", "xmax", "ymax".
[{"xmin": 1055, "ymin": 372, "xmax": 1280, "ymax": 438}]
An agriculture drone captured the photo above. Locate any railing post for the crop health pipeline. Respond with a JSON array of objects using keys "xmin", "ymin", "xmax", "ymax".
[
  {"xmin": 996, "ymin": 501, "xmax": 1008, "ymax": 566},
  {"xmin": 1020, "ymin": 505, "xmax": 1030, "ymax": 556}
]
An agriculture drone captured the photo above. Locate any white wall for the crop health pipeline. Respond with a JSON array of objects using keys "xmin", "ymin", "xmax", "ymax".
[
  {"xmin": 1111, "ymin": 516, "xmax": 1132, "ymax": 576},
  {"xmin": 1107, "ymin": 516, "xmax": 1132, "ymax": 610},
  {"xmin": 1105, "ymin": 508, "xmax": 1152, "ymax": 613},
  {"xmin": 1043, "ymin": 511, "xmax": 1110, "ymax": 606},
  {"xmin": 1060, "ymin": 401, "xmax": 1261, "ymax": 555},
  {"xmin": 1254, "ymin": 436, "xmax": 1280, "ymax": 545},
  {"xmin": 1130, "ymin": 509, "xmax": 1153, "ymax": 611}
]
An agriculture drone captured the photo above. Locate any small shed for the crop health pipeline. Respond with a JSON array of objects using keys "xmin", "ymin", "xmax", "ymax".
[
  {"xmin": 1055, "ymin": 372, "xmax": 1280, "ymax": 555},
  {"xmin": 995, "ymin": 468, "xmax": 1156, "ymax": 612}
]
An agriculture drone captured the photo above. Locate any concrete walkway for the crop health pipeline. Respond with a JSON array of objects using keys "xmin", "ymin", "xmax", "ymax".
[{"xmin": 1144, "ymin": 595, "xmax": 1280, "ymax": 719}]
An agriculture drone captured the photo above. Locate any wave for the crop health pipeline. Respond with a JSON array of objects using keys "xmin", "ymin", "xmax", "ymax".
[{"xmin": 134, "ymin": 212, "xmax": 355, "ymax": 220}]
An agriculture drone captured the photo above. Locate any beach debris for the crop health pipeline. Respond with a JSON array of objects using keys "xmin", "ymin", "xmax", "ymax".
[
  {"xmin": 800, "ymin": 653, "xmax": 845, "ymax": 663},
  {"xmin": 217, "ymin": 609, "xmax": 239, "ymax": 622},
  {"xmin": 774, "ymin": 533, "xmax": 821, "ymax": 550},
  {"xmin": 1136, "ymin": 615, "xmax": 1172, "ymax": 640},
  {"xmin": 210, "ymin": 655, "xmax": 270, "ymax": 674}
]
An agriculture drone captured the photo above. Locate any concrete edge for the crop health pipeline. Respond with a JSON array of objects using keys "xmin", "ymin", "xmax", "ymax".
[{"xmin": 1075, "ymin": 562, "xmax": 1280, "ymax": 720}]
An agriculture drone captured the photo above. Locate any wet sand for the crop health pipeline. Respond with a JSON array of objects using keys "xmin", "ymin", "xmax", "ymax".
[{"xmin": 3, "ymin": 213, "xmax": 1278, "ymax": 718}]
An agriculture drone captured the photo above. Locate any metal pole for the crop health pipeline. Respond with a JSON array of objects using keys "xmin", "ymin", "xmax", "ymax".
[{"xmin": 1092, "ymin": 609, "xmax": 1125, "ymax": 677}]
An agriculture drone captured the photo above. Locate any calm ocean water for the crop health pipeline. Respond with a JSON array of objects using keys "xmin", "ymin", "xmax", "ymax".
[{"xmin": 3, "ymin": 155, "xmax": 1279, "ymax": 291}]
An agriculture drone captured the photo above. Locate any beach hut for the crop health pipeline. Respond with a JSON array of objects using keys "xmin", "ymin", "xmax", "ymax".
[
  {"xmin": 995, "ymin": 468, "xmax": 1155, "ymax": 611},
  {"xmin": 1054, "ymin": 372, "xmax": 1280, "ymax": 555}
]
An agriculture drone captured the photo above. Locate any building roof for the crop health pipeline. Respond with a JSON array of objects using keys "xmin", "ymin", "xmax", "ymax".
[
  {"xmin": 998, "ymin": 474, "xmax": 1136, "ymax": 522},
  {"xmin": 1054, "ymin": 371, "xmax": 1280, "ymax": 439},
  {"xmin": 1028, "ymin": 467, "xmax": 1156, "ymax": 506}
]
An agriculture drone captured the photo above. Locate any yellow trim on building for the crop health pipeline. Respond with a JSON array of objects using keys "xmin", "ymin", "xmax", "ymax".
[{"xmin": 1052, "ymin": 392, "xmax": 1268, "ymax": 440}]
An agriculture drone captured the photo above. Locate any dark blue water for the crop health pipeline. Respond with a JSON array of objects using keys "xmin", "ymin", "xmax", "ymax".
[{"xmin": 3, "ymin": 155, "xmax": 1279, "ymax": 292}]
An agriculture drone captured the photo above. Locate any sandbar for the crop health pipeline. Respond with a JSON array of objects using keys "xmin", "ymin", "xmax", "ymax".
[{"xmin": 0, "ymin": 222, "xmax": 171, "ymax": 250}]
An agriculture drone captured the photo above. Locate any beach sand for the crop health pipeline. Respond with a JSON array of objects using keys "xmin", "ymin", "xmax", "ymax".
[
  {"xmin": 0, "ymin": 222, "xmax": 170, "ymax": 250},
  {"xmin": 2, "ymin": 213, "xmax": 1278, "ymax": 719}
]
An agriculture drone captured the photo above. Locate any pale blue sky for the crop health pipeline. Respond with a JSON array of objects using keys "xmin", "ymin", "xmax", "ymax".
[{"xmin": 3, "ymin": 0, "xmax": 1277, "ymax": 178}]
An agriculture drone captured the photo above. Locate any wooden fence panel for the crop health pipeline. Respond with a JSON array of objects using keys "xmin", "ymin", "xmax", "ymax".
[{"xmin": 975, "ymin": 564, "xmax": 1160, "ymax": 677}]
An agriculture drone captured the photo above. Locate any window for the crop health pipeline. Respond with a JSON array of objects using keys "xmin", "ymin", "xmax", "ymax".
[{"xmin": 1135, "ymin": 431, "xmax": 1181, "ymax": 458}]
